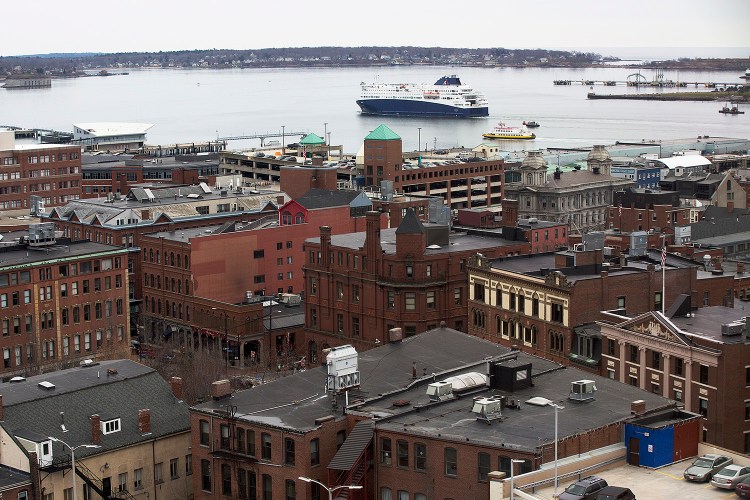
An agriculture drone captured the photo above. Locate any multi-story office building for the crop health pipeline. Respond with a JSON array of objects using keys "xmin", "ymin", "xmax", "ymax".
[
  {"xmin": 0, "ymin": 130, "xmax": 81, "ymax": 211},
  {"xmin": 599, "ymin": 306, "xmax": 750, "ymax": 454},
  {"xmin": 0, "ymin": 225, "xmax": 131, "ymax": 377}
]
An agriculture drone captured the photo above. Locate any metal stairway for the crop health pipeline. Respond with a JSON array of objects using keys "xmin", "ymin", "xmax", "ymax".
[{"xmin": 74, "ymin": 460, "xmax": 137, "ymax": 500}]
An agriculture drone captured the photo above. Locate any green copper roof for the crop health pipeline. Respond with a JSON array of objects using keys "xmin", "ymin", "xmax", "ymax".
[
  {"xmin": 300, "ymin": 133, "xmax": 325, "ymax": 145},
  {"xmin": 365, "ymin": 124, "xmax": 401, "ymax": 141}
]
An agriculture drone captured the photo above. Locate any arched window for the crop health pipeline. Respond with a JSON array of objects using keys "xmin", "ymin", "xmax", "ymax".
[
  {"xmin": 184, "ymin": 256, "xmax": 189, "ymax": 269},
  {"xmin": 156, "ymin": 251, "xmax": 160, "ymax": 264},
  {"xmin": 157, "ymin": 276, "xmax": 161, "ymax": 289},
  {"xmin": 177, "ymin": 280, "xmax": 182, "ymax": 294},
  {"xmin": 179, "ymin": 304, "xmax": 183, "ymax": 319},
  {"xmin": 177, "ymin": 254, "xmax": 181, "ymax": 267},
  {"xmin": 171, "ymin": 278, "xmax": 176, "ymax": 291},
  {"xmin": 185, "ymin": 280, "xmax": 190, "ymax": 295},
  {"xmin": 170, "ymin": 252, "xmax": 175, "ymax": 266},
  {"xmin": 149, "ymin": 249, "xmax": 154, "ymax": 262},
  {"xmin": 165, "ymin": 301, "xmax": 170, "ymax": 317},
  {"xmin": 186, "ymin": 305, "xmax": 190, "ymax": 321},
  {"xmin": 143, "ymin": 249, "xmax": 147, "ymax": 261},
  {"xmin": 172, "ymin": 303, "xmax": 176, "ymax": 317},
  {"xmin": 157, "ymin": 300, "xmax": 162, "ymax": 314},
  {"xmin": 151, "ymin": 298, "xmax": 155, "ymax": 312}
]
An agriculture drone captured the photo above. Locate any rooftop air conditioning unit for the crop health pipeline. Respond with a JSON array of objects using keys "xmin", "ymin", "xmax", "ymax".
[
  {"xmin": 569, "ymin": 380, "xmax": 597, "ymax": 402},
  {"xmin": 426, "ymin": 381, "xmax": 453, "ymax": 402},
  {"xmin": 472, "ymin": 395, "xmax": 504, "ymax": 424}
]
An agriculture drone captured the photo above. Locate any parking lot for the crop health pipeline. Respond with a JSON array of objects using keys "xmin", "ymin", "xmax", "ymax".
[{"xmin": 527, "ymin": 461, "xmax": 738, "ymax": 499}]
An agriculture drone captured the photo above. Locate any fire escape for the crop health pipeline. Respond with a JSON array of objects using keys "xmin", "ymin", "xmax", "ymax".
[{"xmin": 326, "ymin": 420, "xmax": 373, "ymax": 499}]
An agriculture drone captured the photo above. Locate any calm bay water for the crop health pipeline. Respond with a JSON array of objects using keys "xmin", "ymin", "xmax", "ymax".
[{"xmin": 1, "ymin": 66, "xmax": 748, "ymax": 154}]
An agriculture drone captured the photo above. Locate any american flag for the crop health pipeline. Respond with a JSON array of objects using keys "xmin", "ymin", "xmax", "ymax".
[{"xmin": 661, "ymin": 246, "xmax": 667, "ymax": 267}]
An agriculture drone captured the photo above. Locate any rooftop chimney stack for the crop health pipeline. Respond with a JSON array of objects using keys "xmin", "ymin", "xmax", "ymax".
[
  {"xmin": 631, "ymin": 400, "xmax": 646, "ymax": 415},
  {"xmin": 90, "ymin": 414, "xmax": 101, "ymax": 445},
  {"xmin": 211, "ymin": 379, "xmax": 232, "ymax": 400},
  {"xmin": 138, "ymin": 409, "xmax": 151, "ymax": 434},
  {"xmin": 170, "ymin": 377, "xmax": 183, "ymax": 399}
]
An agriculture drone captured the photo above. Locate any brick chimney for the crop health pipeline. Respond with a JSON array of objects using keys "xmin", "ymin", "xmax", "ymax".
[
  {"xmin": 364, "ymin": 211, "xmax": 382, "ymax": 272},
  {"xmin": 138, "ymin": 409, "xmax": 151, "ymax": 434},
  {"xmin": 502, "ymin": 198, "xmax": 519, "ymax": 228},
  {"xmin": 320, "ymin": 226, "xmax": 332, "ymax": 268},
  {"xmin": 631, "ymin": 400, "xmax": 646, "ymax": 415},
  {"xmin": 388, "ymin": 327, "xmax": 403, "ymax": 343},
  {"xmin": 170, "ymin": 377, "xmax": 183, "ymax": 399},
  {"xmin": 211, "ymin": 379, "xmax": 232, "ymax": 400},
  {"xmin": 90, "ymin": 414, "xmax": 101, "ymax": 445}
]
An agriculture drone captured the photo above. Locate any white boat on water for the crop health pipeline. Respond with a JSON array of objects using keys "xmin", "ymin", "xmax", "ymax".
[
  {"xmin": 356, "ymin": 75, "xmax": 489, "ymax": 117},
  {"xmin": 482, "ymin": 122, "xmax": 536, "ymax": 140}
]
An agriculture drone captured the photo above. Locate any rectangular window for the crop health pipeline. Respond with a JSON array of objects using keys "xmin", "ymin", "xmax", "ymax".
[
  {"xmin": 254, "ymin": 250, "xmax": 264, "ymax": 259},
  {"xmin": 200, "ymin": 420, "xmax": 210, "ymax": 446},
  {"xmin": 630, "ymin": 345, "xmax": 639, "ymax": 363},
  {"xmin": 201, "ymin": 460, "xmax": 211, "ymax": 491},
  {"xmin": 426, "ymin": 291, "xmax": 435, "ymax": 309},
  {"xmin": 262, "ymin": 475, "xmax": 272, "ymax": 500},
  {"xmin": 699, "ymin": 398, "xmax": 708, "ymax": 418},
  {"xmin": 352, "ymin": 284, "xmax": 360, "ymax": 303},
  {"xmin": 118, "ymin": 472, "xmax": 128, "ymax": 493},
  {"xmin": 551, "ymin": 302, "xmax": 563, "ymax": 323},
  {"xmin": 310, "ymin": 438, "xmax": 320, "ymax": 466},
  {"xmin": 414, "ymin": 442, "xmax": 426, "ymax": 471},
  {"xmin": 454, "ymin": 287, "xmax": 462, "ymax": 305},
  {"xmin": 387, "ymin": 291, "xmax": 395, "ymax": 309},
  {"xmin": 478, "ymin": 452, "xmax": 491, "ymax": 482},
  {"xmin": 284, "ymin": 437, "xmax": 295, "ymax": 466},
  {"xmin": 405, "ymin": 292, "xmax": 416, "ymax": 311},
  {"xmin": 154, "ymin": 462, "xmax": 163, "ymax": 484},
  {"xmin": 445, "ymin": 447, "xmax": 457, "ymax": 476},
  {"xmin": 699, "ymin": 364, "xmax": 709, "ymax": 384},
  {"xmin": 674, "ymin": 357, "xmax": 684, "ymax": 376},
  {"xmin": 652, "ymin": 351, "xmax": 660, "ymax": 369},
  {"xmin": 261, "ymin": 433, "xmax": 271, "ymax": 460},
  {"xmin": 220, "ymin": 424, "xmax": 230, "ymax": 450},
  {"xmin": 134, "ymin": 468, "xmax": 143, "ymax": 489},
  {"xmin": 221, "ymin": 464, "xmax": 232, "ymax": 495},
  {"xmin": 185, "ymin": 455, "xmax": 192, "ymax": 476},
  {"xmin": 380, "ymin": 437, "xmax": 392, "ymax": 465},
  {"xmin": 397, "ymin": 440, "xmax": 409, "ymax": 468}
]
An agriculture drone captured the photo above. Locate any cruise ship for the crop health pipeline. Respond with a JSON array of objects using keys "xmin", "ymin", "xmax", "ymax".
[{"xmin": 356, "ymin": 75, "xmax": 489, "ymax": 117}]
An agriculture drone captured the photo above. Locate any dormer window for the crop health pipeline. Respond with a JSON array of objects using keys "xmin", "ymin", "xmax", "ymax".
[{"xmin": 102, "ymin": 418, "xmax": 121, "ymax": 435}]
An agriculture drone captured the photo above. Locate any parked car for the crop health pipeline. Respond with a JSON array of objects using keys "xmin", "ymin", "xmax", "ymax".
[
  {"xmin": 684, "ymin": 454, "xmax": 733, "ymax": 482},
  {"xmin": 736, "ymin": 476, "xmax": 750, "ymax": 498},
  {"xmin": 595, "ymin": 486, "xmax": 636, "ymax": 500},
  {"xmin": 710, "ymin": 465, "xmax": 750, "ymax": 490},
  {"xmin": 559, "ymin": 476, "xmax": 608, "ymax": 500}
]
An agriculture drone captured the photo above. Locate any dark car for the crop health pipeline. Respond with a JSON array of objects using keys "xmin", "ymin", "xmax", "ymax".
[
  {"xmin": 596, "ymin": 486, "xmax": 636, "ymax": 500},
  {"xmin": 559, "ymin": 476, "xmax": 608, "ymax": 500},
  {"xmin": 684, "ymin": 453, "xmax": 733, "ymax": 482},
  {"xmin": 736, "ymin": 475, "xmax": 750, "ymax": 498}
]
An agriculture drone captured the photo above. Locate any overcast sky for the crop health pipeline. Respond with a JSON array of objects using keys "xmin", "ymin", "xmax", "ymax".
[{"xmin": 2, "ymin": 0, "xmax": 748, "ymax": 58}]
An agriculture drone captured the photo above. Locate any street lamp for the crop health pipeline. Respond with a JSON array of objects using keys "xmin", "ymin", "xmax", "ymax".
[
  {"xmin": 417, "ymin": 127, "xmax": 421, "ymax": 153},
  {"xmin": 48, "ymin": 437, "xmax": 100, "ymax": 500},
  {"xmin": 509, "ymin": 458, "xmax": 525, "ymax": 500},
  {"xmin": 298, "ymin": 476, "xmax": 362, "ymax": 500},
  {"xmin": 281, "ymin": 125, "xmax": 286, "ymax": 154},
  {"xmin": 547, "ymin": 402, "xmax": 565, "ymax": 498}
]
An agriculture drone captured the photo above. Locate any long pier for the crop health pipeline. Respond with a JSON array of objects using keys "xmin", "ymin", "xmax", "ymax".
[
  {"xmin": 218, "ymin": 131, "xmax": 307, "ymax": 146},
  {"xmin": 553, "ymin": 79, "xmax": 742, "ymax": 88}
]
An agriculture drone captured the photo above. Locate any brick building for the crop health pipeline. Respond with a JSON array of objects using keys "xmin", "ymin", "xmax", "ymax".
[
  {"xmin": 0, "ymin": 130, "xmax": 81, "ymax": 211},
  {"xmin": 598, "ymin": 306, "xmax": 750, "ymax": 454},
  {"xmin": 189, "ymin": 327, "xmax": 676, "ymax": 500},
  {"xmin": 302, "ymin": 209, "xmax": 531, "ymax": 362},
  {"xmin": 466, "ymin": 246, "xmax": 735, "ymax": 373},
  {"xmin": 81, "ymin": 152, "xmax": 220, "ymax": 198},
  {"xmin": 608, "ymin": 188, "xmax": 691, "ymax": 233},
  {"xmin": 0, "ymin": 359, "xmax": 190, "ymax": 500},
  {"xmin": 138, "ymin": 188, "xmax": 379, "ymax": 367},
  {"xmin": 361, "ymin": 125, "xmax": 505, "ymax": 210},
  {"xmin": 44, "ymin": 185, "xmax": 284, "ymax": 335},
  {"xmin": 0, "ymin": 226, "xmax": 131, "ymax": 378}
]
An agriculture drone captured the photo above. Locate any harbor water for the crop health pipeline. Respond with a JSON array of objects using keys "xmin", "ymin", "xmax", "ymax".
[{"xmin": 1, "ymin": 66, "xmax": 748, "ymax": 154}]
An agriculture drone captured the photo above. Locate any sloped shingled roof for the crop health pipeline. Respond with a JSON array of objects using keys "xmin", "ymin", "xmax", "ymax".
[
  {"xmin": 296, "ymin": 189, "xmax": 366, "ymax": 209},
  {"xmin": 0, "ymin": 360, "xmax": 189, "ymax": 461},
  {"xmin": 365, "ymin": 124, "xmax": 400, "ymax": 141}
]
